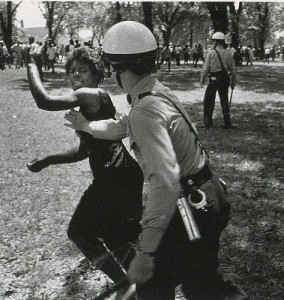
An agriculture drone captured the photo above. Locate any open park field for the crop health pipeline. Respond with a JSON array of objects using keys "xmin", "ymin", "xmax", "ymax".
[{"xmin": 0, "ymin": 61, "xmax": 283, "ymax": 299}]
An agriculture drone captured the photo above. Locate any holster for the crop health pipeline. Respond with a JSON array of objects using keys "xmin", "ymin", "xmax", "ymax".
[
  {"xmin": 180, "ymin": 163, "xmax": 230, "ymax": 235},
  {"xmin": 180, "ymin": 163, "xmax": 213, "ymax": 195}
]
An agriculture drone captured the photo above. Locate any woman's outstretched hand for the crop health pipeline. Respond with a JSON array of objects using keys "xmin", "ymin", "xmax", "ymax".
[{"xmin": 27, "ymin": 158, "xmax": 47, "ymax": 172}]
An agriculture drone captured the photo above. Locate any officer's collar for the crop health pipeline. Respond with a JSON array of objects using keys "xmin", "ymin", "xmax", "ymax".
[{"xmin": 129, "ymin": 75, "xmax": 155, "ymax": 107}]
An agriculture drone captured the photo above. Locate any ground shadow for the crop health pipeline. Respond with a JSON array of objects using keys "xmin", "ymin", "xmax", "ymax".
[{"xmin": 237, "ymin": 65, "xmax": 284, "ymax": 95}]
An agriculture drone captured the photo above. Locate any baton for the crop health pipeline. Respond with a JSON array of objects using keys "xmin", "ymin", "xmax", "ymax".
[
  {"xmin": 229, "ymin": 88, "xmax": 234, "ymax": 108},
  {"xmin": 177, "ymin": 196, "xmax": 201, "ymax": 241}
]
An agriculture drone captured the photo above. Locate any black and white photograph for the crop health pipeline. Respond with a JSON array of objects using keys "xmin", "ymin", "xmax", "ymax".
[{"xmin": 0, "ymin": 1, "xmax": 283, "ymax": 299}]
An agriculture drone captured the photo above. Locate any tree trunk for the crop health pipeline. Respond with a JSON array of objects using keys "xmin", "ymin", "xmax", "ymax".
[
  {"xmin": 47, "ymin": 2, "xmax": 55, "ymax": 43},
  {"xmin": 0, "ymin": 1, "xmax": 19, "ymax": 54},
  {"xmin": 162, "ymin": 29, "xmax": 171, "ymax": 46},
  {"xmin": 228, "ymin": 2, "xmax": 243, "ymax": 49},
  {"xmin": 257, "ymin": 3, "xmax": 269, "ymax": 59},
  {"xmin": 207, "ymin": 2, "xmax": 230, "ymax": 33},
  {"xmin": 189, "ymin": 22, "xmax": 193, "ymax": 48},
  {"xmin": 142, "ymin": 2, "xmax": 153, "ymax": 32},
  {"xmin": 115, "ymin": 2, "xmax": 121, "ymax": 24}
]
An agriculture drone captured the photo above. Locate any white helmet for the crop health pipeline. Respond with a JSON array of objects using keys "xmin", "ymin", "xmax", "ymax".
[
  {"xmin": 212, "ymin": 32, "xmax": 225, "ymax": 40},
  {"xmin": 102, "ymin": 21, "xmax": 157, "ymax": 55}
]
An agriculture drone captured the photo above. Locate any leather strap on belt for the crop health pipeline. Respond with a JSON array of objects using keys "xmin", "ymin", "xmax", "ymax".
[{"xmin": 180, "ymin": 163, "xmax": 213, "ymax": 194}]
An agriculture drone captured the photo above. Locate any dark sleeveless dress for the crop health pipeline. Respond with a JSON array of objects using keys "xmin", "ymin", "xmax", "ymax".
[{"xmin": 67, "ymin": 90, "xmax": 143, "ymax": 257}]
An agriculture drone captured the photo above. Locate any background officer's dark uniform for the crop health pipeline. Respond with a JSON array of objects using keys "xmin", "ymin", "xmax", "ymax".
[{"xmin": 201, "ymin": 46, "xmax": 236, "ymax": 128}]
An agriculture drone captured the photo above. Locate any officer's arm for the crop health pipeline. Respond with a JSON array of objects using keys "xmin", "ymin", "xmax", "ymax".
[
  {"xmin": 227, "ymin": 51, "xmax": 237, "ymax": 87},
  {"xmin": 129, "ymin": 106, "xmax": 181, "ymax": 253},
  {"xmin": 64, "ymin": 112, "xmax": 128, "ymax": 140},
  {"xmin": 200, "ymin": 52, "xmax": 210, "ymax": 84},
  {"xmin": 27, "ymin": 63, "xmax": 101, "ymax": 112}
]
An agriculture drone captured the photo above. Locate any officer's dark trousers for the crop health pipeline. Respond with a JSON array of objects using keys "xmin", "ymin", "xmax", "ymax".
[
  {"xmin": 203, "ymin": 79, "xmax": 231, "ymax": 127},
  {"xmin": 136, "ymin": 209, "xmax": 226, "ymax": 300}
]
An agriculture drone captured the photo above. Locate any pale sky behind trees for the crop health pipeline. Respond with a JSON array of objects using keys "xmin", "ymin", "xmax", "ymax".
[{"xmin": 15, "ymin": 0, "xmax": 45, "ymax": 28}]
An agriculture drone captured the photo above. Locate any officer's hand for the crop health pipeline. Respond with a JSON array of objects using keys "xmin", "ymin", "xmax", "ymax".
[
  {"xmin": 64, "ymin": 109, "xmax": 89, "ymax": 131},
  {"xmin": 27, "ymin": 158, "xmax": 46, "ymax": 172},
  {"xmin": 127, "ymin": 252, "xmax": 155, "ymax": 285}
]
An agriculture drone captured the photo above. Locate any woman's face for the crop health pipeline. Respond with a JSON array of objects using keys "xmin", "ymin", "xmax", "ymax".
[{"xmin": 68, "ymin": 60, "xmax": 98, "ymax": 91}]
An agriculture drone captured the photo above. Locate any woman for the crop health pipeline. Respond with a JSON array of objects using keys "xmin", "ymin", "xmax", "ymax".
[{"xmin": 27, "ymin": 47, "xmax": 143, "ymax": 293}]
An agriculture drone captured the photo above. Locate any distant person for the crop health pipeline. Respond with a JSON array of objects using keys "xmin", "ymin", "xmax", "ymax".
[
  {"xmin": 192, "ymin": 44, "xmax": 198, "ymax": 67},
  {"xmin": 159, "ymin": 44, "xmax": 171, "ymax": 72},
  {"xmin": 171, "ymin": 45, "xmax": 176, "ymax": 64},
  {"xmin": 46, "ymin": 43, "xmax": 57, "ymax": 73},
  {"xmin": 264, "ymin": 47, "xmax": 271, "ymax": 63},
  {"xmin": 175, "ymin": 44, "xmax": 182, "ymax": 66},
  {"xmin": 194, "ymin": 43, "xmax": 204, "ymax": 67},
  {"xmin": 11, "ymin": 41, "xmax": 23, "ymax": 69},
  {"xmin": 59, "ymin": 44, "xmax": 66, "ymax": 63},
  {"xmin": 65, "ymin": 39, "xmax": 75, "ymax": 55},
  {"xmin": 28, "ymin": 36, "xmax": 39, "ymax": 63},
  {"xmin": 183, "ymin": 45, "xmax": 190, "ymax": 64},
  {"xmin": 74, "ymin": 40, "xmax": 81, "ymax": 49},
  {"xmin": 271, "ymin": 47, "xmax": 275, "ymax": 61},
  {"xmin": 0, "ymin": 41, "xmax": 5, "ymax": 71},
  {"xmin": 246, "ymin": 45, "xmax": 253, "ymax": 66},
  {"xmin": 3, "ymin": 43, "xmax": 12, "ymax": 69},
  {"xmin": 200, "ymin": 32, "xmax": 237, "ymax": 129}
]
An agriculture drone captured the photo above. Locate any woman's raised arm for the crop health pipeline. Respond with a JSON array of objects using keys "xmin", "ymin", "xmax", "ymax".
[{"xmin": 27, "ymin": 64, "xmax": 101, "ymax": 112}]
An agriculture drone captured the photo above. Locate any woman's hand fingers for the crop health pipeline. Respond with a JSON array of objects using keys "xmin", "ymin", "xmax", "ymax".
[
  {"xmin": 64, "ymin": 113, "xmax": 72, "ymax": 121},
  {"xmin": 64, "ymin": 122, "xmax": 74, "ymax": 128}
]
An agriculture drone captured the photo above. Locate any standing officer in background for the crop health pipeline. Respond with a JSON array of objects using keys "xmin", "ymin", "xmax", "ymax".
[
  {"xmin": 200, "ymin": 32, "xmax": 236, "ymax": 129},
  {"xmin": 65, "ymin": 21, "xmax": 248, "ymax": 300}
]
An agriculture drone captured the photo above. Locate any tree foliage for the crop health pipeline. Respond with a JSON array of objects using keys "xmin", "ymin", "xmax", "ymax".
[
  {"xmin": 170, "ymin": 2, "xmax": 210, "ymax": 48},
  {"xmin": 39, "ymin": 1, "xmax": 75, "ymax": 43},
  {"xmin": 36, "ymin": 1, "xmax": 284, "ymax": 52},
  {"xmin": 239, "ymin": 2, "xmax": 282, "ymax": 54},
  {"xmin": 153, "ymin": 2, "xmax": 192, "ymax": 46}
]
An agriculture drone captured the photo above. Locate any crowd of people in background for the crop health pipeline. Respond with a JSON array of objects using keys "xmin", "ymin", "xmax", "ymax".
[
  {"xmin": 158, "ymin": 42, "xmax": 205, "ymax": 71},
  {"xmin": 1, "ymin": 37, "xmax": 284, "ymax": 76},
  {"xmin": 0, "ymin": 37, "xmax": 95, "ymax": 76},
  {"xmin": 158, "ymin": 42, "xmax": 284, "ymax": 72}
]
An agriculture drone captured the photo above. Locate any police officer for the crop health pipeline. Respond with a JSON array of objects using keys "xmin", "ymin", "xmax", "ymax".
[
  {"xmin": 201, "ymin": 32, "xmax": 236, "ymax": 129},
  {"xmin": 65, "ymin": 21, "xmax": 248, "ymax": 300}
]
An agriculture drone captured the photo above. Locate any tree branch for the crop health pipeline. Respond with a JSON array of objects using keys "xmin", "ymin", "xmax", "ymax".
[{"xmin": 11, "ymin": 1, "xmax": 22, "ymax": 15}]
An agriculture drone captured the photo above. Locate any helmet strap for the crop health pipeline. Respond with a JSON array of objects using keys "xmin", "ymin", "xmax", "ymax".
[{"xmin": 115, "ymin": 72, "xmax": 123, "ymax": 89}]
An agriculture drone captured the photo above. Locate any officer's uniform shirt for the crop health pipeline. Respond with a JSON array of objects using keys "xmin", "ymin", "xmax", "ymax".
[
  {"xmin": 201, "ymin": 45, "xmax": 236, "ymax": 85},
  {"xmin": 127, "ymin": 75, "xmax": 206, "ymax": 253}
]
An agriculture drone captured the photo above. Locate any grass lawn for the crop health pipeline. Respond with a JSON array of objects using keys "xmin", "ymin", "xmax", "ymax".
[{"xmin": 0, "ymin": 61, "xmax": 283, "ymax": 300}]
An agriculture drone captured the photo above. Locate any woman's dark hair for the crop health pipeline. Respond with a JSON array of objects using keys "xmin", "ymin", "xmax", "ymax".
[{"xmin": 65, "ymin": 47, "xmax": 104, "ymax": 84}]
